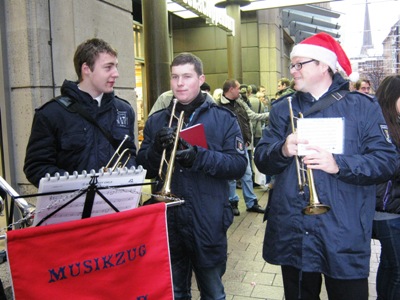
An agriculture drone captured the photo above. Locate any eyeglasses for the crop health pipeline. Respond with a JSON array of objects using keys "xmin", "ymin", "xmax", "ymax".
[{"xmin": 289, "ymin": 59, "xmax": 316, "ymax": 71}]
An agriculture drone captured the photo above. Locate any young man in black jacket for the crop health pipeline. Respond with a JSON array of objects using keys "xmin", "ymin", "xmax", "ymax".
[{"xmin": 24, "ymin": 38, "xmax": 137, "ymax": 187}]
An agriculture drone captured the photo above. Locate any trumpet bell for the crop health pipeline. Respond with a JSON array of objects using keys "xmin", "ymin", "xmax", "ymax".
[
  {"xmin": 103, "ymin": 135, "xmax": 131, "ymax": 172},
  {"xmin": 302, "ymin": 204, "xmax": 331, "ymax": 215}
]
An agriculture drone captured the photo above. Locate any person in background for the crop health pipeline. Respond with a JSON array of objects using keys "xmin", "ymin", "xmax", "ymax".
[
  {"xmin": 200, "ymin": 82, "xmax": 211, "ymax": 93},
  {"xmin": 256, "ymin": 91, "xmax": 270, "ymax": 113},
  {"xmin": 239, "ymin": 83, "xmax": 251, "ymax": 108},
  {"xmin": 248, "ymin": 85, "xmax": 265, "ymax": 147},
  {"xmin": 216, "ymin": 79, "xmax": 268, "ymax": 216},
  {"xmin": 258, "ymin": 85, "xmax": 266, "ymax": 94},
  {"xmin": 354, "ymin": 78, "xmax": 372, "ymax": 95},
  {"xmin": 254, "ymin": 32, "xmax": 397, "ymax": 300},
  {"xmin": 137, "ymin": 52, "xmax": 247, "ymax": 299},
  {"xmin": 24, "ymin": 38, "xmax": 137, "ymax": 187},
  {"xmin": 273, "ymin": 77, "xmax": 295, "ymax": 101},
  {"xmin": 373, "ymin": 75, "xmax": 400, "ymax": 300}
]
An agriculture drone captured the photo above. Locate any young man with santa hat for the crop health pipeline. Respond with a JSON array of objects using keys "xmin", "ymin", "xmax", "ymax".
[{"xmin": 254, "ymin": 32, "xmax": 397, "ymax": 299}]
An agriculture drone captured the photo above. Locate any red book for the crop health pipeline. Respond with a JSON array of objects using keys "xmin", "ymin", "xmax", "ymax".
[{"xmin": 180, "ymin": 123, "xmax": 208, "ymax": 149}]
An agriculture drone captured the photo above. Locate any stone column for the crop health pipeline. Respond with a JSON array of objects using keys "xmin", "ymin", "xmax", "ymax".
[
  {"xmin": 216, "ymin": 0, "xmax": 251, "ymax": 84},
  {"xmin": 142, "ymin": 0, "xmax": 171, "ymax": 111}
]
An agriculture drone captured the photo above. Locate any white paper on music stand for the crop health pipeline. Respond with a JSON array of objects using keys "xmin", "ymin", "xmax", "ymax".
[
  {"xmin": 297, "ymin": 118, "xmax": 344, "ymax": 156},
  {"xmin": 33, "ymin": 168, "xmax": 146, "ymax": 226}
]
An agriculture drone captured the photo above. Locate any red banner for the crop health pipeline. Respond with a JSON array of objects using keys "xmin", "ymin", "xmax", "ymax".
[{"xmin": 6, "ymin": 203, "xmax": 173, "ymax": 300}]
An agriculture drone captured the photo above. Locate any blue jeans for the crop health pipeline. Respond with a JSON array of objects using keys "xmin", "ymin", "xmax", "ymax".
[
  {"xmin": 373, "ymin": 217, "xmax": 400, "ymax": 300},
  {"xmin": 228, "ymin": 150, "xmax": 257, "ymax": 208}
]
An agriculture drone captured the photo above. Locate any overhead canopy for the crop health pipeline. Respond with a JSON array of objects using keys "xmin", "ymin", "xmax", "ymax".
[
  {"xmin": 281, "ymin": 5, "xmax": 342, "ymax": 43},
  {"xmin": 166, "ymin": 1, "xmax": 343, "ymax": 43}
]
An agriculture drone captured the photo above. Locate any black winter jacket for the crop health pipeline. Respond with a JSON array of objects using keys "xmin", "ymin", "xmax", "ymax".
[
  {"xmin": 137, "ymin": 93, "xmax": 247, "ymax": 267},
  {"xmin": 217, "ymin": 95, "xmax": 252, "ymax": 145},
  {"xmin": 376, "ymin": 150, "xmax": 400, "ymax": 214},
  {"xmin": 24, "ymin": 80, "xmax": 137, "ymax": 187}
]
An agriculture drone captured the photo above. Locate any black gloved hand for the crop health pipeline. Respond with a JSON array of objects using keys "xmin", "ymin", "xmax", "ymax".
[
  {"xmin": 176, "ymin": 139, "xmax": 197, "ymax": 168},
  {"xmin": 154, "ymin": 127, "xmax": 176, "ymax": 154}
]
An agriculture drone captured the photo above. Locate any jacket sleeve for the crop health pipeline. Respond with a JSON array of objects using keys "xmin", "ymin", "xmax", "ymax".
[
  {"xmin": 190, "ymin": 114, "xmax": 247, "ymax": 180},
  {"xmin": 24, "ymin": 111, "xmax": 66, "ymax": 187},
  {"xmin": 238, "ymin": 98, "xmax": 269, "ymax": 121}
]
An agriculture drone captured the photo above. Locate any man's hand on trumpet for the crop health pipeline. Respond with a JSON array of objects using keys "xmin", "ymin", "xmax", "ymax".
[
  {"xmin": 282, "ymin": 133, "xmax": 339, "ymax": 175},
  {"xmin": 154, "ymin": 127, "xmax": 177, "ymax": 154},
  {"xmin": 302, "ymin": 145, "xmax": 339, "ymax": 175},
  {"xmin": 176, "ymin": 139, "xmax": 197, "ymax": 168},
  {"xmin": 281, "ymin": 132, "xmax": 307, "ymax": 158}
]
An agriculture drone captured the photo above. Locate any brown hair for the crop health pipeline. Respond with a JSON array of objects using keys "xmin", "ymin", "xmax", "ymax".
[{"xmin": 73, "ymin": 38, "xmax": 118, "ymax": 81}]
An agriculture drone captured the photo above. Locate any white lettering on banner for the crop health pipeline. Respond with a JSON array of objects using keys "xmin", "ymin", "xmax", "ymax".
[{"xmin": 176, "ymin": 0, "xmax": 235, "ymax": 36}]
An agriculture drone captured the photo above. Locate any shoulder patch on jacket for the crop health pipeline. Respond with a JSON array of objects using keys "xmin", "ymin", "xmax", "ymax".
[
  {"xmin": 380, "ymin": 124, "xmax": 392, "ymax": 143},
  {"xmin": 235, "ymin": 136, "xmax": 245, "ymax": 154}
]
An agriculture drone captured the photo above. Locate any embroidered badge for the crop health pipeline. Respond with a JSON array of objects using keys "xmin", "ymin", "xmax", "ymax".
[
  {"xmin": 235, "ymin": 136, "xmax": 245, "ymax": 154},
  {"xmin": 380, "ymin": 124, "xmax": 392, "ymax": 143},
  {"xmin": 116, "ymin": 111, "xmax": 128, "ymax": 127}
]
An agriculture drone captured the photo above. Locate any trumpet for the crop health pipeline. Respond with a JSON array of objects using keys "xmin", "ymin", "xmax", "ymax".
[
  {"xmin": 154, "ymin": 99, "xmax": 185, "ymax": 203},
  {"xmin": 287, "ymin": 97, "xmax": 330, "ymax": 215},
  {"xmin": 103, "ymin": 135, "xmax": 131, "ymax": 172}
]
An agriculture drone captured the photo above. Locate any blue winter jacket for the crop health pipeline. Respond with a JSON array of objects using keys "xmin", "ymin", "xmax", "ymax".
[
  {"xmin": 137, "ymin": 93, "xmax": 247, "ymax": 267},
  {"xmin": 24, "ymin": 80, "xmax": 137, "ymax": 187},
  {"xmin": 254, "ymin": 73, "xmax": 397, "ymax": 279}
]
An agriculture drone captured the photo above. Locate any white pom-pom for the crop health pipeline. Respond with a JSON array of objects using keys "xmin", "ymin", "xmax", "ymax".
[{"xmin": 349, "ymin": 72, "xmax": 359, "ymax": 82}]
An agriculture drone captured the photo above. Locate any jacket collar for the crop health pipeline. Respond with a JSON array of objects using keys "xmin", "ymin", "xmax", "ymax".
[{"xmin": 220, "ymin": 94, "xmax": 239, "ymax": 105}]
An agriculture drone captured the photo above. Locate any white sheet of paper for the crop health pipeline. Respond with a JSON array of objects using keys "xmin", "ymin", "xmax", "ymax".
[{"xmin": 297, "ymin": 117, "xmax": 344, "ymax": 156}]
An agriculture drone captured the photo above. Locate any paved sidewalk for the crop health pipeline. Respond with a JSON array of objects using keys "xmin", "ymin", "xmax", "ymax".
[{"xmin": 0, "ymin": 186, "xmax": 381, "ymax": 299}]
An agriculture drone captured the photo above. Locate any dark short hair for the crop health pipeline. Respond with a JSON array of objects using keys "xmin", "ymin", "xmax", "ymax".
[
  {"xmin": 223, "ymin": 79, "xmax": 239, "ymax": 93},
  {"xmin": 200, "ymin": 82, "xmax": 211, "ymax": 91},
  {"xmin": 279, "ymin": 78, "xmax": 291, "ymax": 87},
  {"xmin": 73, "ymin": 38, "xmax": 118, "ymax": 81},
  {"xmin": 170, "ymin": 52, "xmax": 203, "ymax": 76}
]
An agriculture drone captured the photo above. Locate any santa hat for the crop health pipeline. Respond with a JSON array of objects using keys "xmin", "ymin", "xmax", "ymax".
[{"xmin": 290, "ymin": 32, "xmax": 359, "ymax": 82}]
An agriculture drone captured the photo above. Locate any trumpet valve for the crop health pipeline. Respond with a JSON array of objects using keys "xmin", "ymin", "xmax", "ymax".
[{"xmin": 153, "ymin": 191, "xmax": 178, "ymax": 203}]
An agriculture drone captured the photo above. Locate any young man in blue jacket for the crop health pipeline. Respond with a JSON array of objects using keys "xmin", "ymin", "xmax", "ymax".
[
  {"xmin": 254, "ymin": 33, "xmax": 398, "ymax": 300},
  {"xmin": 24, "ymin": 38, "xmax": 137, "ymax": 187},
  {"xmin": 137, "ymin": 52, "xmax": 247, "ymax": 299}
]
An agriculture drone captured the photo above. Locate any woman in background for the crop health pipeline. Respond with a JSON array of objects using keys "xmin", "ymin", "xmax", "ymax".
[{"xmin": 373, "ymin": 75, "xmax": 400, "ymax": 300}]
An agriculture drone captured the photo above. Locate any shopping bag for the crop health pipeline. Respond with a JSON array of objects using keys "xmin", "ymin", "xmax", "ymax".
[{"xmin": 253, "ymin": 162, "xmax": 266, "ymax": 186}]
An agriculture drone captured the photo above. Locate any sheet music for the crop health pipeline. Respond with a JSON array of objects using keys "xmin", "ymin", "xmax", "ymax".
[
  {"xmin": 297, "ymin": 118, "xmax": 344, "ymax": 156},
  {"xmin": 33, "ymin": 167, "xmax": 147, "ymax": 226}
]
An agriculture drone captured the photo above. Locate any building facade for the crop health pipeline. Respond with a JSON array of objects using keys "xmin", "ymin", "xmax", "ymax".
[{"xmin": 1, "ymin": 0, "xmax": 339, "ymax": 193}]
